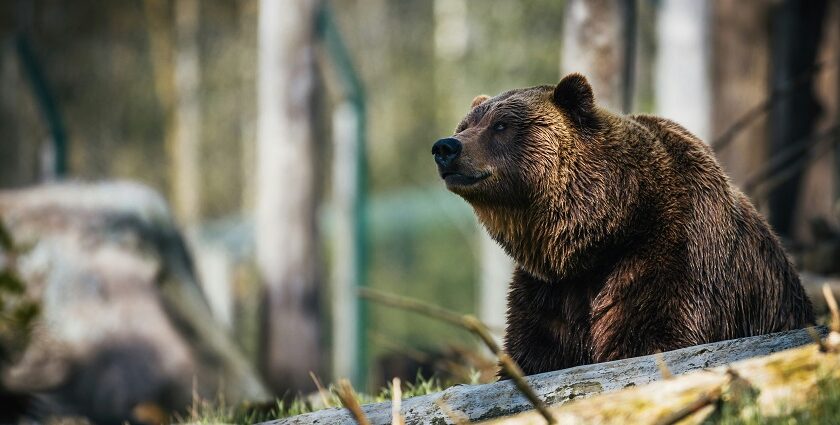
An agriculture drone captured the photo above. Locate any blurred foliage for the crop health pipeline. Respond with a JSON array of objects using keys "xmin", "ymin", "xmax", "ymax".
[
  {"xmin": 332, "ymin": 0, "xmax": 567, "ymax": 387},
  {"xmin": 0, "ymin": 0, "xmax": 575, "ymax": 388},
  {"xmin": 0, "ymin": 219, "xmax": 39, "ymax": 366},
  {"xmin": 334, "ymin": 0, "xmax": 567, "ymax": 193}
]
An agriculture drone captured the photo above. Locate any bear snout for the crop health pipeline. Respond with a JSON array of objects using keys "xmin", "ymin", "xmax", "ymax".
[{"xmin": 432, "ymin": 137, "xmax": 462, "ymax": 168}]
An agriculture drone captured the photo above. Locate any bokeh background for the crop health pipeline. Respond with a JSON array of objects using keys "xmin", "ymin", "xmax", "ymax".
[{"xmin": 1, "ymin": 0, "xmax": 839, "ymax": 422}]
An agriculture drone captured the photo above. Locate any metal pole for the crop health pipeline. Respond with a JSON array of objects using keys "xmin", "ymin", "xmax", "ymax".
[
  {"xmin": 15, "ymin": 34, "xmax": 67, "ymax": 179},
  {"xmin": 318, "ymin": 5, "xmax": 369, "ymax": 389}
]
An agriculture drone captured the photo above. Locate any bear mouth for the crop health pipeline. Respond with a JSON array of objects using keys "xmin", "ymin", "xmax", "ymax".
[{"xmin": 441, "ymin": 171, "xmax": 490, "ymax": 187}]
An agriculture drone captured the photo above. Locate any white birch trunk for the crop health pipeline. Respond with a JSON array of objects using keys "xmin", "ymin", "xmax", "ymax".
[
  {"xmin": 478, "ymin": 230, "xmax": 512, "ymax": 343},
  {"xmin": 561, "ymin": 0, "xmax": 628, "ymax": 112},
  {"xmin": 655, "ymin": 0, "xmax": 711, "ymax": 142},
  {"xmin": 256, "ymin": 0, "xmax": 322, "ymax": 392},
  {"xmin": 173, "ymin": 0, "xmax": 201, "ymax": 223}
]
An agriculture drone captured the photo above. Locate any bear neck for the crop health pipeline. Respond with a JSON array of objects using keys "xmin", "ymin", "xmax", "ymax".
[
  {"xmin": 474, "ymin": 199, "xmax": 611, "ymax": 283},
  {"xmin": 473, "ymin": 115, "xmax": 660, "ymax": 283}
]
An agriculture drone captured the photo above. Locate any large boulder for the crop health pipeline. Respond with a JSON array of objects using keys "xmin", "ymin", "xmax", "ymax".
[{"xmin": 0, "ymin": 181, "xmax": 268, "ymax": 423}]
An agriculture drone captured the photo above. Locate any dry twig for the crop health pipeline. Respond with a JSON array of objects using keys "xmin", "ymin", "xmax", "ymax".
[
  {"xmin": 360, "ymin": 288, "xmax": 556, "ymax": 424},
  {"xmin": 653, "ymin": 369, "xmax": 749, "ymax": 425},
  {"xmin": 309, "ymin": 371, "xmax": 334, "ymax": 409},
  {"xmin": 823, "ymin": 284, "xmax": 840, "ymax": 333},
  {"xmin": 653, "ymin": 386, "xmax": 723, "ymax": 425},
  {"xmin": 336, "ymin": 379, "xmax": 371, "ymax": 425},
  {"xmin": 745, "ymin": 125, "xmax": 839, "ymax": 201},
  {"xmin": 654, "ymin": 352, "xmax": 673, "ymax": 379},
  {"xmin": 391, "ymin": 377, "xmax": 404, "ymax": 425},
  {"xmin": 805, "ymin": 326, "xmax": 828, "ymax": 352},
  {"xmin": 711, "ymin": 59, "xmax": 836, "ymax": 151},
  {"xmin": 434, "ymin": 398, "xmax": 470, "ymax": 425},
  {"xmin": 498, "ymin": 353, "xmax": 556, "ymax": 424}
]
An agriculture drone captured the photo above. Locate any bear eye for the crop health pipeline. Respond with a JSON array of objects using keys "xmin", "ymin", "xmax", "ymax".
[{"xmin": 493, "ymin": 122, "xmax": 507, "ymax": 132}]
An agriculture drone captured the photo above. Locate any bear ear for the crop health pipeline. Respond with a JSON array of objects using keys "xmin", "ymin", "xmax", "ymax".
[
  {"xmin": 471, "ymin": 95, "xmax": 491, "ymax": 109},
  {"xmin": 553, "ymin": 73, "xmax": 596, "ymax": 127}
]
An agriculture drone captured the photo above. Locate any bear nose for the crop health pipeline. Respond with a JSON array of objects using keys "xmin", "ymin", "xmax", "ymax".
[{"xmin": 432, "ymin": 138, "xmax": 462, "ymax": 167}]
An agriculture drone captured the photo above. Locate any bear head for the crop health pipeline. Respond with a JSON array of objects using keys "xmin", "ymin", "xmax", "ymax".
[
  {"xmin": 432, "ymin": 73, "xmax": 598, "ymax": 204},
  {"xmin": 431, "ymin": 74, "xmax": 632, "ymax": 281}
]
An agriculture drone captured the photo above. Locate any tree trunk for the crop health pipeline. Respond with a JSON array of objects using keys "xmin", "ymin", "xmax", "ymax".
[
  {"xmin": 711, "ymin": 0, "xmax": 771, "ymax": 188},
  {"xmin": 256, "ymin": 0, "xmax": 322, "ymax": 394},
  {"xmin": 238, "ymin": 0, "xmax": 258, "ymax": 213},
  {"xmin": 768, "ymin": 0, "xmax": 828, "ymax": 238},
  {"xmin": 0, "ymin": 39, "xmax": 39, "ymax": 188},
  {"xmin": 478, "ymin": 231, "xmax": 511, "ymax": 343},
  {"xmin": 656, "ymin": 0, "xmax": 711, "ymax": 142},
  {"xmin": 561, "ymin": 0, "xmax": 635, "ymax": 112},
  {"xmin": 172, "ymin": 0, "xmax": 202, "ymax": 224},
  {"xmin": 836, "ymin": 1, "xmax": 840, "ymax": 213}
]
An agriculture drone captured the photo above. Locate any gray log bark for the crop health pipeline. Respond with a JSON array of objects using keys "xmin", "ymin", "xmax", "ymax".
[
  {"xmin": 487, "ymin": 332, "xmax": 839, "ymax": 424},
  {"xmin": 262, "ymin": 327, "xmax": 823, "ymax": 425}
]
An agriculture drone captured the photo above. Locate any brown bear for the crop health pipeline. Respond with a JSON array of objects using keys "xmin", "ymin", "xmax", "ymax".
[{"xmin": 431, "ymin": 73, "xmax": 815, "ymax": 375}]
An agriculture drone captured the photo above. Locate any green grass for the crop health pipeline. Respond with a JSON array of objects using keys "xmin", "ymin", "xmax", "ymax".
[
  {"xmin": 174, "ymin": 372, "xmax": 449, "ymax": 424},
  {"xmin": 705, "ymin": 375, "xmax": 840, "ymax": 425}
]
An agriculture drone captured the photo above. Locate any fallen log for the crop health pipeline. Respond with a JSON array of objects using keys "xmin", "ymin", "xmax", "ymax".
[
  {"xmin": 262, "ymin": 327, "xmax": 824, "ymax": 425},
  {"xmin": 484, "ymin": 332, "xmax": 840, "ymax": 424},
  {"xmin": 0, "ymin": 182, "xmax": 269, "ymax": 423}
]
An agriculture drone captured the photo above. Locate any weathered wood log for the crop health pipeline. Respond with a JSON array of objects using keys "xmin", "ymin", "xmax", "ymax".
[
  {"xmin": 262, "ymin": 327, "xmax": 824, "ymax": 425},
  {"xmin": 0, "ymin": 182, "xmax": 268, "ymax": 423},
  {"xmin": 484, "ymin": 333, "xmax": 840, "ymax": 424}
]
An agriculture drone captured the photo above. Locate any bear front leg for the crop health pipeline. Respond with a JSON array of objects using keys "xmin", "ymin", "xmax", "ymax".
[
  {"xmin": 588, "ymin": 264, "xmax": 705, "ymax": 363},
  {"xmin": 501, "ymin": 267, "xmax": 595, "ymax": 377}
]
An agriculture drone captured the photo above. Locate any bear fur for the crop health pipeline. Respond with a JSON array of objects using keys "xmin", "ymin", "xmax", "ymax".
[{"xmin": 433, "ymin": 74, "xmax": 815, "ymax": 376}]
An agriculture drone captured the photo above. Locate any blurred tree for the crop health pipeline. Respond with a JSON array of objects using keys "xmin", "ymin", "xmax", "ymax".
[
  {"xmin": 711, "ymin": 0, "xmax": 771, "ymax": 187},
  {"xmin": 562, "ymin": 0, "xmax": 636, "ymax": 112},
  {"xmin": 172, "ymin": 0, "xmax": 202, "ymax": 225},
  {"xmin": 256, "ymin": 0, "xmax": 323, "ymax": 394},
  {"xmin": 768, "ymin": 0, "xmax": 829, "ymax": 238},
  {"xmin": 0, "ymin": 1, "xmax": 57, "ymax": 187},
  {"xmin": 143, "ymin": 0, "xmax": 202, "ymax": 224},
  {"xmin": 655, "ymin": 0, "xmax": 710, "ymax": 142},
  {"xmin": 0, "ymin": 41, "xmax": 40, "ymax": 188},
  {"xmin": 432, "ymin": 0, "xmax": 513, "ymax": 343},
  {"xmin": 836, "ymin": 3, "xmax": 840, "ymax": 209},
  {"xmin": 238, "ymin": 0, "xmax": 258, "ymax": 214}
]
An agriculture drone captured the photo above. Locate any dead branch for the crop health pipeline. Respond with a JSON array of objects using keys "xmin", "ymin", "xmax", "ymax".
[
  {"xmin": 360, "ymin": 288, "xmax": 555, "ymax": 424},
  {"xmin": 823, "ymin": 284, "xmax": 840, "ymax": 333},
  {"xmin": 336, "ymin": 379, "xmax": 371, "ymax": 425},
  {"xmin": 743, "ymin": 124, "xmax": 839, "ymax": 199},
  {"xmin": 711, "ymin": 59, "xmax": 836, "ymax": 151},
  {"xmin": 391, "ymin": 377, "xmax": 404, "ymax": 425}
]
